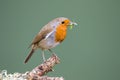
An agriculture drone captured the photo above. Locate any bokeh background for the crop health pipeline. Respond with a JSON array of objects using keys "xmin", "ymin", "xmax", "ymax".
[{"xmin": 0, "ymin": 0, "xmax": 120, "ymax": 80}]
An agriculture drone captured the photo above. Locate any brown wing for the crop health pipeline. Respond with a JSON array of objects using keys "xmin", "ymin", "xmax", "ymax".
[
  {"xmin": 28, "ymin": 26, "xmax": 53, "ymax": 48},
  {"xmin": 28, "ymin": 17, "xmax": 61, "ymax": 48}
]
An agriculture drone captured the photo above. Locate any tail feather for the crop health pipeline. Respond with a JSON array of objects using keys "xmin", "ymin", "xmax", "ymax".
[{"xmin": 24, "ymin": 49, "xmax": 34, "ymax": 63}]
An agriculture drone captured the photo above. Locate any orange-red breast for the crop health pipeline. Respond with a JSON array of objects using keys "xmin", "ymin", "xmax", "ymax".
[{"xmin": 24, "ymin": 17, "xmax": 77, "ymax": 63}]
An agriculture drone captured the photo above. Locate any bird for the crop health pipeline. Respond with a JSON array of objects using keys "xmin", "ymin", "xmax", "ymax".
[{"xmin": 24, "ymin": 17, "xmax": 77, "ymax": 63}]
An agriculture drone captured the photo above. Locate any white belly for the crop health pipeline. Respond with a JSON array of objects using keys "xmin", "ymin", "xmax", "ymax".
[{"xmin": 38, "ymin": 36, "xmax": 60, "ymax": 50}]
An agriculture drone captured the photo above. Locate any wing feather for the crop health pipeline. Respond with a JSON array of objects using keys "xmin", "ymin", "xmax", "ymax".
[{"xmin": 29, "ymin": 25, "xmax": 53, "ymax": 47}]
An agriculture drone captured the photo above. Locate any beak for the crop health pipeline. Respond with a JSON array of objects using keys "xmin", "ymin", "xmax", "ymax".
[{"xmin": 69, "ymin": 21, "xmax": 77, "ymax": 29}]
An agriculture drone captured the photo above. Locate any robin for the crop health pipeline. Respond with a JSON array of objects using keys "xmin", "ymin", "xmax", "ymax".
[{"xmin": 24, "ymin": 17, "xmax": 77, "ymax": 63}]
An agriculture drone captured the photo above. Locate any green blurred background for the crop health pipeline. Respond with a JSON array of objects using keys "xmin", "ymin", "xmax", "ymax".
[{"xmin": 0, "ymin": 0, "xmax": 120, "ymax": 80}]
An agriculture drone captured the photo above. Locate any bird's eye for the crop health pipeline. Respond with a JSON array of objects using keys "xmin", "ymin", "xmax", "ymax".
[{"xmin": 61, "ymin": 21, "xmax": 65, "ymax": 24}]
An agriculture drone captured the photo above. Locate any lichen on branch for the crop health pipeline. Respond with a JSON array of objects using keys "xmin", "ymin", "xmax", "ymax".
[{"xmin": 0, "ymin": 54, "xmax": 64, "ymax": 80}]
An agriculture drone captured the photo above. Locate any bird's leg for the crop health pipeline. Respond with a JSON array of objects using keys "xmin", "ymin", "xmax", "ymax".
[
  {"xmin": 48, "ymin": 49, "xmax": 57, "ymax": 71},
  {"xmin": 48, "ymin": 49, "xmax": 56, "ymax": 56},
  {"xmin": 42, "ymin": 50, "xmax": 46, "ymax": 62}
]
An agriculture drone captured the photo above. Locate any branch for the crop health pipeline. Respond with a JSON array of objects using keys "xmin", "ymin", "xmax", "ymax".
[
  {"xmin": 0, "ymin": 54, "xmax": 64, "ymax": 80},
  {"xmin": 27, "ymin": 54, "xmax": 62, "ymax": 80}
]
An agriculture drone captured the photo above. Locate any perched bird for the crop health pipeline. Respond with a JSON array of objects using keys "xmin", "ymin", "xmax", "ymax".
[{"xmin": 24, "ymin": 17, "xmax": 77, "ymax": 63}]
